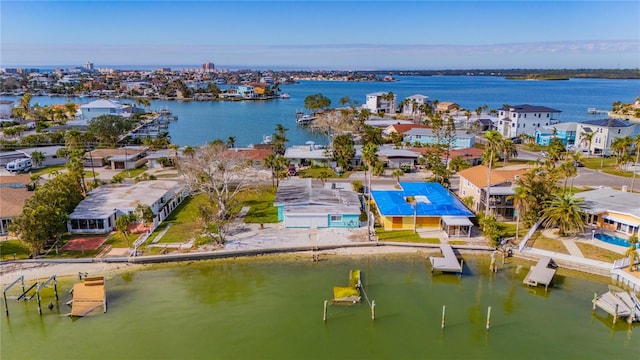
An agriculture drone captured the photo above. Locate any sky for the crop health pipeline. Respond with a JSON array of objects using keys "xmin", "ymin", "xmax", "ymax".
[{"xmin": 1, "ymin": 0, "xmax": 639, "ymax": 70}]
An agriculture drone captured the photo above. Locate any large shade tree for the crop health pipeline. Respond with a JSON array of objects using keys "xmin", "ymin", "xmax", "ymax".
[
  {"xmin": 88, "ymin": 114, "xmax": 135, "ymax": 147},
  {"xmin": 179, "ymin": 143, "xmax": 254, "ymax": 242}
]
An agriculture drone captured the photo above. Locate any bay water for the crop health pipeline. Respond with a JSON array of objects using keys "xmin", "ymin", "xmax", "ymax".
[
  {"xmin": 1, "ymin": 255, "xmax": 637, "ymax": 359},
  {"xmin": 3, "ymin": 76, "xmax": 639, "ymax": 147}
]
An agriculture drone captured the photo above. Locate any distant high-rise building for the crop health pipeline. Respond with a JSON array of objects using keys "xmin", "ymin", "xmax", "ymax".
[
  {"xmin": 202, "ymin": 62, "xmax": 215, "ymax": 73},
  {"xmin": 84, "ymin": 62, "xmax": 95, "ymax": 71}
]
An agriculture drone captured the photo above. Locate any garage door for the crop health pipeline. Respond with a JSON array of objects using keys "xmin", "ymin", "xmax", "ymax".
[{"xmin": 285, "ymin": 214, "xmax": 328, "ymax": 228}]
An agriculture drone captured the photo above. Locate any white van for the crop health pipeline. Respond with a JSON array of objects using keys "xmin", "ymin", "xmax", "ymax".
[{"xmin": 6, "ymin": 158, "xmax": 32, "ymax": 173}]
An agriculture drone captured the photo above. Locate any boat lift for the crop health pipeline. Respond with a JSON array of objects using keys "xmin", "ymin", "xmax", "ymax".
[{"xmin": 3, "ymin": 275, "xmax": 59, "ymax": 316}]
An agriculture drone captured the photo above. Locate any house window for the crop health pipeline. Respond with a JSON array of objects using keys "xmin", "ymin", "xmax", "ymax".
[
  {"xmin": 476, "ymin": 189, "xmax": 480, "ymax": 194},
  {"xmin": 462, "ymin": 190, "xmax": 466, "ymax": 195},
  {"xmin": 603, "ymin": 218, "xmax": 614, "ymax": 225},
  {"xmin": 618, "ymin": 129, "xmax": 621, "ymax": 134},
  {"xmin": 330, "ymin": 215, "xmax": 343, "ymax": 222}
]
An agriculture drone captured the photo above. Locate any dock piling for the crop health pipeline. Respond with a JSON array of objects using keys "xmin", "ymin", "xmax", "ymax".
[
  {"xmin": 613, "ymin": 304, "xmax": 618, "ymax": 324},
  {"xmin": 592, "ymin": 292, "xmax": 598, "ymax": 311},
  {"xmin": 323, "ymin": 300, "xmax": 328, "ymax": 322},
  {"xmin": 486, "ymin": 306, "xmax": 492, "ymax": 330},
  {"xmin": 371, "ymin": 300, "xmax": 376, "ymax": 320},
  {"xmin": 441, "ymin": 305, "xmax": 446, "ymax": 329}
]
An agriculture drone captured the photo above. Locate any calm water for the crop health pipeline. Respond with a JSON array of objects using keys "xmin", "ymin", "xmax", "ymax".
[
  {"xmin": 3, "ymin": 76, "xmax": 639, "ymax": 147},
  {"xmin": 1, "ymin": 255, "xmax": 637, "ymax": 359}
]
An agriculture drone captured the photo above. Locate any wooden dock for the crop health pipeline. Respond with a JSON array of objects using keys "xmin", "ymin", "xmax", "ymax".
[
  {"xmin": 429, "ymin": 244, "xmax": 463, "ymax": 274},
  {"xmin": 70, "ymin": 276, "xmax": 107, "ymax": 317},
  {"xmin": 523, "ymin": 257, "xmax": 557, "ymax": 290},
  {"xmin": 593, "ymin": 290, "xmax": 640, "ymax": 324}
]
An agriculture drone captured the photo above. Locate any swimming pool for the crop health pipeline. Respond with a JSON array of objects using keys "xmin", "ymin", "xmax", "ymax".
[{"xmin": 594, "ymin": 233, "xmax": 632, "ymax": 247}]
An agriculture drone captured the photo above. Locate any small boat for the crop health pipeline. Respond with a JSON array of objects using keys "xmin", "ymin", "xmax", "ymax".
[
  {"xmin": 295, "ymin": 111, "xmax": 317, "ymax": 125},
  {"xmin": 280, "ymin": 93, "xmax": 290, "ymax": 99},
  {"xmin": 262, "ymin": 135, "xmax": 272, "ymax": 144},
  {"xmin": 331, "ymin": 270, "xmax": 362, "ymax": 304}
]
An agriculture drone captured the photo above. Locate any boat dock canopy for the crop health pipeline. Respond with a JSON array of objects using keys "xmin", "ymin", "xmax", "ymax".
[
  {"xmin": 523, "ymin": 257, "xmax": 557, "ymax": 290},
  {"xmin": 71, "ymin": 276, "xmax": 106, "ymax": 317},
  {"xmin": 429, "ymin": 244, "xmax": 462, "ymax": 273}
]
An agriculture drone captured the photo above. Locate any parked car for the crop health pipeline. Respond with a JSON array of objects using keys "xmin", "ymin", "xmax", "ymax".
[
  {"xmin": 287, "ymin": 164, "xmax": 297, "ymax": 176},
  {"xmin": 573, "ymin": 161, "xmax": 584, "ymax": 167},
  {"xmin": 540, "ymin": 151, "xmax": 547, "ymax": 158}
]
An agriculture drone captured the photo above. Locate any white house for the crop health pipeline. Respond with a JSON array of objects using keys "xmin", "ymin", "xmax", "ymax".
[
  {"xmin": 496, "ymin": 104, "xmax": 561, "ymax": 139},
  {"xmin": 402, "ymin": 128, "xmax": 476, "ymax": 149},
  {"xmin": 575, "ymin": 118, "xmax": 637, "ymax": 156},
  {"xmin": 364, "ymin": 92, "xmax": 396, "ymax": 115},
  {"xmin": 80, "ymin": 99, "xmax": 126, "ymax": 121},
  {"xmin": 17, "ymin": 146, "xmax": 67, "ymax": 167},
  {"xmin": 401, "ymin": 94, "xmax": 431, "ymax": 116},
  {"xmin": 67, "ymin": 180, "xmax": 187, "ymax": 234},
  {"xmin": 0, "ymin": 100, "xmax": 13, "ymax": 119}
]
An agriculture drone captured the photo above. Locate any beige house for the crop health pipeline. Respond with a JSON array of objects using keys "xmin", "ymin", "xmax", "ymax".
[
  {"xmin": 0, "ymin": 175, "xmax": 34, "ymax": 235},
  {"xmin": 457, "ymin": 165, "xmax": 528, "ymax": 220}
]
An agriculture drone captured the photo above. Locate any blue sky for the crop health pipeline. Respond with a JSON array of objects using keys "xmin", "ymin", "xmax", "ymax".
[{"xmin": 1, "ymin": 0, "xmax": 639, "ymax": 69}]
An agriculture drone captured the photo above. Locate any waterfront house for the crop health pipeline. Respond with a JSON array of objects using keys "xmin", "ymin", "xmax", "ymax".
[
  {"xmin": 236, "ymin": 85, "xmax": 256, "ymax": 99},
  {"xmin": 580, "ymin": 188, "xmax": 640, "ymax": 236},
  {"xmin": 382, "ymin": 123, "xmax": 430, "ymax": 137},
  {"xmin": 285, "ymin": 143, "xmax": 330, "ymax": 168},
  {"xmin": 496, "ymin": 104, "xmax": 561, "ymax": 139},
  {"xmin": 400, "ymin": 94, "xmax": 432, "ymax": 117},
  {"xmin": 365, "ymin": 118, "xmax": 413, "ymax": 129},
  {"xmin": 67, "ymin": 180, "xmax": 187, "ymax": 234},
  {"xmin": 371, "ymin": 182, "xmax": 473, "ymax": 237},
  {"xmin": 0, "ymin": 100, "xmax": 13, "ymax": 119},
  {"xmin": 457, "ymin": 165, "xmax": 529, "ymax": 219},
  {"xmin": 575, "ymin": 118, "xmax": 637, "ymax": 156},
  {"xmin": 273, "ymin": 178, "xmax": 361, "ymax": 229},
  {"xmin": 402, "ymin": 128, "xmax": 476, "ymax": 149},
  {"xmin": 84, "ymin": 146, "xmax": 147, "ymax": 170},
  {"xmin": 0, "ymin": 175, "xmax": 34, "ymax": 235},
  {"xmin": 436, "ymin": 102, "xmax": 459, "ymax": 113},
  {"xmin": 534, "ymin": 122, "xmax": 578, "ymax": 146},
  {"xmin": 364, "ymin": 92, "xmax": 396, "ymax": 115},
  {"xmin": 80, "ymin": 99, "xmax": 128, "ymax": 121}
]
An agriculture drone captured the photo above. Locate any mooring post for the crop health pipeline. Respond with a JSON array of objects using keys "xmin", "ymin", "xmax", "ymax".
[
  {"xmin": 371, "ymin": 300, "xmax": 376, "ymax": 320},
  {"xmin": 441, "ymin": 305, "xmax": 446, "ymax": 329},
  {"xmin": 3, "ymin": 291, "xmax": 8, "ymax": 316},
  {"xmin": 592, "ymin": 292, "xmax": 598, "ymax": 311},
  {"xmin": 486, "ymin": 306, "xmax": 492, "ymax": 330},
  {"xmin": 323, "ymin": 300, "xmax": 328, "ymax": 322},
  {"xmin": 459, "ymin": 259, "xmax": 464, "ymax": 278},
  {"xmin": 36, "ymin": 289, "xmax": 42, "ymax": 315},
  {"xmin": 53, "ymin": 276, "xmax": 59, "ymax": 301},
  {"xmin": 613, "ymin": 304, "xmax": 618, "ymax": 324}
]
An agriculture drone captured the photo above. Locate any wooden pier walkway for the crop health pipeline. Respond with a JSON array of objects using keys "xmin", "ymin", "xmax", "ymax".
[
  {"xmin": 523, "ymin": 257, "xmax": 557, "ymax": 290},
  {"xmin": 70, "ymin": 276, "xmax": 107, "ymax": 317},
  {"xmin": 593, "ymin": 290, "xmax": 640, "ymax": 323},
  {"xmin": 429, "ymin": 244, "xmax": 463, "ymax": 274}
]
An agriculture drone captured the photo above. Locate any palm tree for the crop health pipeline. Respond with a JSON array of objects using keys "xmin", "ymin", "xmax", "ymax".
[
  {"xmin": 227, "ymin": 136, "xmax": 236, "ymax": 149},
  {"xmin": 610, "ymin": 136, "xmax": 632, "ymax": 168},
  {"xmin": 579, "ymin": 131, "xmax": 594, "ymax": 155},
  {"xmin": 558, "ymin": 160, "xmax": 577, "ymax": 193},
  {"xmin": 391, "ymin": 169, "xmax": 404, "ymax": 184},
  {"xmin": 630, "ymin": 135, "xmax": 640, "ymax": 192},
  {"xmin": 626, "ymin": 231, "xmax": 638, "ymax": 272},
  {"xmin": 483, "ymin": 130, "xmax": 505, "ymax": 215},
  {"xmin": 30, "ymin": 150, "xmax": 45, "ymax": 168},
  {"xmin": 540, "ymin": 193, "xmax": 587, "ymax": 237},
  {"xmin": 501, "ymin": 139, "xmax": 518, "ymax": 165},
  {"xmin": 362, "ymin": 143, "xmax": 379, "ymax": 241}
]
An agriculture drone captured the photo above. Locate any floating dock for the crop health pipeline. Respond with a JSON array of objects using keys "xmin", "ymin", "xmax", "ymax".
[
  {"xmin": 70, "ymin": 276, "xmax": 107, "ymax": 317},
  {"xmin": 330, "ymin": 270, "xmax": 362, "ymax": 304},
  {"xmin": 429, "ymin": 244, "xmax": 463, "ymax": 274},
  {"xmin": 593, "ymin": 290, "xmax": 640, "ymax": 324},
  {"xmin": 523, "ymin": 256, "xmax": 557, "ymax": 290}
]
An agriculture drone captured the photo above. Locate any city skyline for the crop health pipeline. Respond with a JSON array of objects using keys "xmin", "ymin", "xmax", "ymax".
[{"xmin": 1, "ymin": 0, "xmax": 639, "ymax": 70}]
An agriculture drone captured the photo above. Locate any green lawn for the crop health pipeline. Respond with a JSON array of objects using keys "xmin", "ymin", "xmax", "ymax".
[
  {"xmin": 31, "ymin": 164, "xmax": 67, "ymax": 177},
  {"xmin": 581, "ymin": 157, "xmax": 634, "ymax": 178},
  {"xmin": 298, "ymin": 167, "xmax": 350, "ymax": 179},
  {"xmin": 0, "ymin": 240, "xmax": 31, "ymax": 260},
  {"xmin": 496, "ymin": 222, "xmax": 527, "ymax": 239},
  {"xmin": 150, "ymin": 194, "xmax": 209, "ymax": 244},
  {"xmin": 241, "ymin": 186, "xmax": 278, "ymax": 223},
  {"xmin": 117, "ymin": 167, "xmax": 147, "ymax": 179},
  {"xmin": 375, "ymin": 229, "xmax": 441, "ymax": 243},
  {"xmin": 575, "ymin": 242, "xmax": 624, "ymax": 263},
  {"xmin": 529, "ymin": 233, "xmax": 570, "ymax": 254}
]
